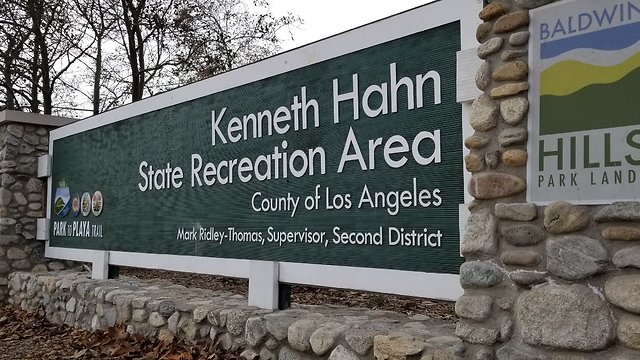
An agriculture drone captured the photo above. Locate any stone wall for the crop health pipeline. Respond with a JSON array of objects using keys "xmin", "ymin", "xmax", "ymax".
[
  {"xmin": 0, "ymin": 123, "xmax": 71, "ymax": 301},
  {"xmin": 9, "ymin": 271, "xmax": 463, "ymax": 360},
  {"xmin": 457, "ymin": 0, "xmax": 640, "ymax": 359}
]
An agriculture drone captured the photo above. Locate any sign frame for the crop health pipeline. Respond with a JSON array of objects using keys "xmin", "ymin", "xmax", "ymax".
[{"xmin": 45, "ymin": 0, "xmax": 480, "ymax": 304}]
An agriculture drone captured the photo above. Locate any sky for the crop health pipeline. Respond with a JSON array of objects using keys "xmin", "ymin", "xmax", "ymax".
[{"xmin": 269, "ymin": 1, "xmax": 436, "ymax": 51}]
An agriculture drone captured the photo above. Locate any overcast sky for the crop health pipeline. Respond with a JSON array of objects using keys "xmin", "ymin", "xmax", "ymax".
[{"xmin": 270, "ymin": 1, "xmax": 435, "ymax": 51}]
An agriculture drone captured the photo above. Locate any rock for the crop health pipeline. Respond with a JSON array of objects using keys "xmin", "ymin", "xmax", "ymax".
[
  {"xmin": 465, "ymin": 135, "xmax": 490, "ymax": 149},
  {"xmin": 178, "ymin": 317, "xmax": 198, "ymax": 341},
  {"xmin": 605, "ymin": 275, "xmax": 640, "ymax": 314},
  {"xmin": 501, "ymin": 250, "xmax": 540, "ymax": 267},
  {"xmin": 468, "ymin": 173, "xmax": 526, "ymax": 200},
  {"xmin": 515, "ymin": 0, "xmax": 554, "ymax": 9},
  {"xmin": 26, "ymin": 178, "xmax": 43, "ymax": 193},
  {"xmin": 509, "ymin": 31, "xmax": 530, "ymax": 46},
  {"xmin": 0, "ymin": 189, "xmax": 11, "ymax": 206},
  {"xmin": 485, "ymin": 151, "xmax": 500, "ymax": 169},
  {"xmin": 495, "ymin": 203, "xmax": 537, "ymax": 221},
  {"xmin": 245, "ymin": 316, "xmax": 268, "ymax": 347},
  {"xmin": 595, "ymin": 202, "xmax": 640, "ymax": 222},
  {"xmin": 461, "ymin": 209, "xmax": 497, "ymax": 256},
  {"xmin": 492, "ymin": 61, "xmax": 528, "ymax": 82},
  {"xmin": 310, "ymin": 322, "xmax": 345, "ymax": 356},
  {"xmin": 226, "ymin": 309, "xmax": 249, "ymax": 336},
  {"xmin": 374, "ymin": 334, "xmax": 425, "ymax": 360},
  {"xmin": 455, "ymin": 295, "xmax": 492, "ymax": 321},
  {"xmin": 344, "ymin": 327, "xmax": 376, "ymax": 355},
  {"xmin": 479, "ymin": 1, "xmax": 510, "ymax": 21},
  {"xmin": 476, "ymin": 22, "xmax": 493, "ymax": 43},
  {"xmin": 546, "ymin": 235, "xmax": 608, "ymax": 280},
  {"xmin": 478, "ymin": 38, "xmax": 504, "ymax": 60},
  {"xmin": 240, "ymin": 349, "xmax": 259, "ymax": 360},
  {"xmin": 7, "ymin": 125, "xmax": 23, "ymax": 138},
  {"xmin": 476, "ymin": 61, "xmax": 491, "ymax": 91},
  {"xmin": 490, "ymin": 82, "xmax": 529, "ymax": 98},
  {"xmin": 509, "ymin": 271, "xmax": 547, "ymax": 286},
  {"xmin": 278, "ymin": 346, "xmax": 308, "ymax": 360},
  {"xmin": 455, "ymin": 322, "xmax": 498, "ymax": 345},
  {"xmin": 1, "ymin": 174, "xmax": 15, "ymax": 186},
  {"xmin": 517, "ymin": 284, "xmax": 614, "ymax": 351},
  {"xmin": 288, "ymin": 319, "xmax": 319, "ymax": 352},
  {"xmin": 459, "ymin": 261, "xmax": 503, "ymax": 288},
  {"xmin": 502, "ymin": 150, "xmax": 527, "ymax": 167},
  {"xmin": 500, "ymin": 318, "xmax": 513, "ymax": 342},
  {"xmin": 494, "ymin": 11, "xmax": 529, "ymax": 33},
  {"xmin": 260, "ymin": 348, "xmax": 277, "ymax": 360},
  {"xmin": 617, "ymin": 314, "xmax": 640, "ymax": 350},
  {"xmin": 613, "ymin": 247, "xmax": 640, "ymax": 269},
  {"xmin": 500, "ymin": 97, "xmax": 528, "ymax": 125},
  {"xmin": 148, "ymin": 312, "xmax": 166, "ymax": 327},
  {"xmin": 602, "ymin": 226, "xmax": 640, "ymax": 241},
  {"xmin": 328, "ymin": 345, "xmax": 359, "ymax": 360},
  {"xmin": 6, "ymin": 247, "xmax": 26, "ymax": 260},
  {"xmin": 470, "ymin": 95, "xmax": 499, "ymax": 132},
  {"xmin": 465, "ymin": 154, "xmax": 485, "ymax": 172},
  {"xmin": 496, "ymin": 346, "xmax": 543, "ymax": 360},
  {"xmin": 544, "ymin": 201, "xmax": 590, "ymax": 234},
  {"xmin": 496, "ymin": 297, "xmax": 514, "ymax": 311},
  {"xmin": 132, "ymin": 309, "xmax": 148, "ymax": 322},
  {"xmin": 498, "ymin": 128, "xmax": 528, "ymax": 147},
  {"xmin": 66, "ymin": 297, "xmax": 77, "ymax": 312},
  {"xmin": 501, "ymin": 50, "xmax": 529, "ymax": 61}
]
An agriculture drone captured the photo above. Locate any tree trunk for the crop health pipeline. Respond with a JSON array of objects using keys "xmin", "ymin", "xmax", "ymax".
[{"xmin": 93, "ymin": 38, "xmax": 102, "ymax": 114}]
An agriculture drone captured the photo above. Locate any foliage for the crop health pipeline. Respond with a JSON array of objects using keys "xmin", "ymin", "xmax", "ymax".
[{"xmin": 0, "ymin": 0, "xmax": 301, "ymax": 116}]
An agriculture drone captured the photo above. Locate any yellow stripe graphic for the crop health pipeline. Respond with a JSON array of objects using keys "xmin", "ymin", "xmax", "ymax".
[{"xmin": 541, "ymin": 51, "xmax": 640, "ymax": 96}]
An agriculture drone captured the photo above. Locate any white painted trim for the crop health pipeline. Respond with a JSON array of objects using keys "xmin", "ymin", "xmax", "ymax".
[
  {"xmin": 248, "ymin": 261, "xmax": 279, "ymax": 309},
  {"xmin": 279, "ymin": 262, "xmax": 462, "ymax": 301},
  {"xmin": 37, "ymin": 155, "xmax": 52, "ymax": 178},
  {"xmin": 36, "ymin": 218, "xmax": 50, "ymax": 241},
  {"xmin": 92, "ymin": 251, "xmax": 109, "ymax": 280}
]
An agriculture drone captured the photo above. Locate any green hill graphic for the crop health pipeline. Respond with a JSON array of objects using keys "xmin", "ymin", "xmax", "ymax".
[{"xmin": 540, "ymin": 66, "xmax": 640, "ymax": 135}]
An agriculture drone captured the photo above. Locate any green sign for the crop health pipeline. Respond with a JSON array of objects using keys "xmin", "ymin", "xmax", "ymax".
[{"xmin": 50, "ymin": 21, "xmax": 463, "ymax": 274}]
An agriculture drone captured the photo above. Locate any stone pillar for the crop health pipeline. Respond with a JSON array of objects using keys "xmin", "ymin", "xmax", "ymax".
[
  {"xmin": 0, "ymin": 110, "xmax": 76, "ymax": 301},
  {"xmin": 456, "ymin": 0, "xmax": 640, "ymax": 359}
]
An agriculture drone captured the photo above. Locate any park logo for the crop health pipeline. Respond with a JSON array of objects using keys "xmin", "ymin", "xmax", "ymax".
[
  {"xmin": 538, "ymin": 6, "xmax": 640, "ymax": 135},
  {"xmin": 54, "ymin": 181, "xmax": 103, "ymax": 218}
]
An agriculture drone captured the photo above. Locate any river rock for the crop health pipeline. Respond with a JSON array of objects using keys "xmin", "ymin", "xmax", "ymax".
[
  {"xmin": 602, "ymin": 226, "xmax": 640, "ymax": 241},
  {"xmin": 470, "ymin": 95, "xmax": 499, "ymax": 132},
  {"xmin": 508, "ymin": 271, "xmax": 547, "ymax": 286},
  {"xmin": 478, "ymin": 38, "xmax": 504, "ymax": 59},
  {"xmin": 498, "ymin": 128, "xmax": 528, "ymax": 147},
  {"xmin": 310, "ymin": 322, "xmax": 345, "ymax": 356},
  {"xmin": 476, "ymin": 22, "xmax": 493, "ymax": 43},
  {"xmin": 501, "ymin": 250, "xmax": 540, "ymax": 267},
  {"xmin": 495, "ymin": 203, "xmax": 537, "ymax": 221},
  {"xmin": 543, "ymin": 201, "xmax": 590, "ymax": 234},
  {"xmin": 605, "ymin": 275, "xmax": 640, "ymax": 314},
  {"xmin": 288, "ymin": 319, "xmax": 319, "ymax": 351},
  {"xmin": 468, "ymin": 173, "xmax": 526, "ymax": 200},
  {"xmin": 490, "ymin": 82, "xmax": 529, "ymax": 98},
  {"xmin": 373, "ymin": 334, "xmax": 425, "ymax": 360},
  {"xmin": 494, "ymin": 11, "xmax": 530, "ymax": 33},
  {"xmin": 613, "ymin": 247, "xmax": 640, "ymax": 269},
  {"xmin": 595, "ymin": 202, "xmax": 640, "ymax": 222},
  {"xmin": 461, "ymin": 209, "xmax": 497, "ymax": 256},
  {"xmin": 496, "ymin": 346, "xmax": 543, "ymax": 360},
  {"xmin": 328, "ymin": 345, "xmax": 359, "ymax": 360},
  {"xmin": 455, "ymin": 322, "xmax": 498, "ymax": 345},
  {"xmin": 485, "ymin": 150, "xmax": 500, "ymax": 169},
  {"xmin": 476, "ymin": 61, "xmax": 491, "ymax": 91},
  {"xmin": 455, "ymin": 295, "xmax": 492, "ymax": 321},
  {"xmin": 501, "ymin": 49, "xmax": 529, "ymax": 61},
  {"xmin": 479, "ymin": 1, "xmax": 510, "ymax": 21},
  {"xmin": 546, "ymin": 235, "xmax": 608, "ymax": 280},
  {"xmin": 500, "ymin": 97, "xmax": 528, "ymax": 125},
  {"xmin": 460, "ymin": 261, "xmax": 503, "ymax": 288},
  {"xmin": 502, "ymin": 150, "xmax": 527, "ymax": 167},
  {"xmin": 465, "ymin": 135, "xmax": 490, "ymax": 149},
  {"xmin": 509, "ymin": 31, "xmax": 530, "ymax": 46},
  {"xmin": 492, "ymin": 61, "xmax": 528, "ymax": 81},
  {"xmin": 465, "ymin": 154, "xmax": 485, "ymax": 172},
  {"xmin": 517, "ymin": 284, "xmax": 614, "ymax": 351},
  {"xmin": 617, "ymin": 314, "xmax": 640, "ymax": 350}
]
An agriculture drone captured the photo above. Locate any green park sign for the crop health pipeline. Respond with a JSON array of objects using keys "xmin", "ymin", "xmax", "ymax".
[{"xmin": 49, "ymin": 15, "xmax": 465, "ymax": 275}]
